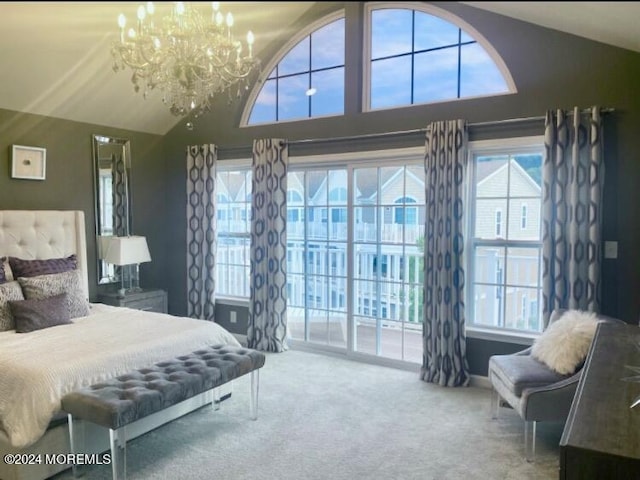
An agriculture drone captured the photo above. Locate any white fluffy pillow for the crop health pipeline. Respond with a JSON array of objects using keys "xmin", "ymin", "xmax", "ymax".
[{"xmin": 531, "ymin": 310, "xmax": 600, "ymax": 375}]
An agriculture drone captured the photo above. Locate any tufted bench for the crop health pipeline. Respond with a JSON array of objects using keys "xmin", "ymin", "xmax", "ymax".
[{"xmin": 61, "ymin": 345, "xmax": 265, "ymax": 480}]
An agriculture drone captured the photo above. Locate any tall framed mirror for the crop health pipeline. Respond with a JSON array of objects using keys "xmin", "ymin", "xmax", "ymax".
[{"xmin": 92, "ymin": 134, "xmax": 132, "ymax": 285}]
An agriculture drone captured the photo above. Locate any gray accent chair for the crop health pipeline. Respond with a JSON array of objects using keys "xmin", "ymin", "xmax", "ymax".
[{"xmin": 488, "ymin": 308, "xmax": 623, "ymax": 462}]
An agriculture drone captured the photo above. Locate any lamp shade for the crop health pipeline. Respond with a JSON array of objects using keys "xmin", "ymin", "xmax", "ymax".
[{"xmin": 101, "ymin": 236, "xmax": 151, "ymax": 266}]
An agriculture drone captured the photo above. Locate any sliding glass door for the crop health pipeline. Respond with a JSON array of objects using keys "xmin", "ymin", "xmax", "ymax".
[
  {"xmin": 287, "ymin": 157, "xmax": 424, "ymax": 364},
  {"xmin": 287, "ymin": 169, "xmax": 348, "ymax": 348}
]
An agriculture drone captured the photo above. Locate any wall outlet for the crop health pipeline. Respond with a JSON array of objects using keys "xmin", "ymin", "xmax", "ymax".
[
  {"xmin": 230, "ymin": 310, "xmax": 237, "ymax": 324},
  {"xmin": 604, "ymin": 241, "xmax": 618, "ymax": 259}
]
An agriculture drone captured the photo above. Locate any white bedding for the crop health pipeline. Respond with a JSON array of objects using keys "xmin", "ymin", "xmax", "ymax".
[{"xmin": 0, "ymin": 303, "xmax": 240, "ymax": 448}]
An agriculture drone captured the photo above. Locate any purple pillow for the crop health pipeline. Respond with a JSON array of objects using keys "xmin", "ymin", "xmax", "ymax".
[
  {"xmin": 9, "ymin": 293, "xmax": 72, "ymax": 333},
  {"xmin": 9, "ymin": 254, "xmax": 77, "ymax": 278}
]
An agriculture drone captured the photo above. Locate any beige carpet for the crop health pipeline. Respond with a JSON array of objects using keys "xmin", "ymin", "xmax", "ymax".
[{"xmin": 53, "ymin": 350, "xmax": 560, "ymax": 479}]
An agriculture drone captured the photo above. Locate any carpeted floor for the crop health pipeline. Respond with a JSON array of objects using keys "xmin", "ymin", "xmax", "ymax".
[{"xmin": 53, "ymin": 350, "xmax": 561, "ymax": 480}]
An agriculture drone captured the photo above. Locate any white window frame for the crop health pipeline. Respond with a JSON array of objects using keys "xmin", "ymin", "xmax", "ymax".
[
  {"xmin": 240, "ymin": 10, "xmax": 346, "ymax": 127},
  {"xmin": 215, "ymin": 159, "xmax": 252, "ymax": 302},
  {"xmin": 363, "ymin": 2, "xmax": 516, "ymax": 112},
  {"xmin": 465, "ymin": 136, "xmax": 544, "ymax": 345}
]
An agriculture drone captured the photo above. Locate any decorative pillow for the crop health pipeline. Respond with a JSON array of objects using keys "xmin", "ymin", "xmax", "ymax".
[
  {"xmin": 531, "ymin": 310, "xmax": 600, "ymax": 375},
  {"xmin": 9, "ymin": 254, "xmax": 77, "ymax": 278},
  {"xmin": 18, "ymin": 270, "xmax": 90, "ymax": 319},
  {"xmin": 0, "ymin": 281, "xmax": 25, "ymax": 331},
  {"xmin": 9, "ymin": 293, "xmax": 72, "ymax": 333},
  {"xmin": 0, "ymin": 256, "xmax": 12, "ymax": 282},
  {"xmin": 0, "ymin": 260, "xmax": 5, "ymax": 284}
]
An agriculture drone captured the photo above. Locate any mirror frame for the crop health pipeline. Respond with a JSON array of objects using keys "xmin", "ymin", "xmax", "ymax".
[{"xmin": 92, "ymin": 134, "xmax": 132, "ymax": 285}]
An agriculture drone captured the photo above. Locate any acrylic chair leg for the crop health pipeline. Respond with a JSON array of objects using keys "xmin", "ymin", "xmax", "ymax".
[
  {"xmin": 524, "ymin": 420, "xmax": 536, "ymax": 463},
  {"xmin": 490, "ymin": 389, "xmax": 500, "ymax": 419}
]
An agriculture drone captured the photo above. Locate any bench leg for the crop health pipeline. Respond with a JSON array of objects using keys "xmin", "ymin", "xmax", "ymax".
[
  {"xmin": 213, "ymin": 388, "xmax": 221, "ymax": 411},
  {"xmin": 68, "ymin": 414, "xmax": 85, "ymax": 478},
  {"xmin": 109, "ymin": 427, "xmax": 127, "ymax": 480},
  {"xmin": 250, "ymin": 369, "xmax": 259, "ymax": 420}
]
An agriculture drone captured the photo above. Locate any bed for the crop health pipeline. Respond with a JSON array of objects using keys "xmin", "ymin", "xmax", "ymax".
[{"xmin": 0, "ymin": 210, "xmax": 240, "ymax": 480}]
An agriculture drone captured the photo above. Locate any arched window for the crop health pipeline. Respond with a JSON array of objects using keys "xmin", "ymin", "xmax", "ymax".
[
  {"xmin": 366, "ymin": 3, "xmax": 514, "ymax": 110},
  {"xmin": 242, "ymin": 3, "xmax": 514, "ymax": 125},
  {"xmin": 245, "ymin": 13, "xmax": 345, "ymax": 125}
]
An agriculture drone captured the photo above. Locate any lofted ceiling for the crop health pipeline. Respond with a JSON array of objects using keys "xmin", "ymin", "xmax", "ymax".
[{"xmin": 0, "ymin": 2, "xmax": 638, "ymax": 136}]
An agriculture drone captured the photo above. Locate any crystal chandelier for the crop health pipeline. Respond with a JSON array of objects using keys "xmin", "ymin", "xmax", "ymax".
[{"xmin": 111, "ymin": 2, "xmax": 259, "ymax": 118}]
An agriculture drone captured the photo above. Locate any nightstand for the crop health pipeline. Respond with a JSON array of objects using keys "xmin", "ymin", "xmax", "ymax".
[{"xmin": 98, "ymin": 289, "xmax": 168, "ymax": 314}]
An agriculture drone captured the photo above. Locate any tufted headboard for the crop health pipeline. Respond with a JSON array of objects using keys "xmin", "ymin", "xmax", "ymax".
[{"xmin": 0, "ymin": 210, "xmax": 89, "ymax": 299}]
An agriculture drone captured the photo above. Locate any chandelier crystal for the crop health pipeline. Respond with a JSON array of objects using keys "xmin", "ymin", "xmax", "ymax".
[{"xmin": 111, "ymin": 2, "xmax": 260, "ymax": 117}]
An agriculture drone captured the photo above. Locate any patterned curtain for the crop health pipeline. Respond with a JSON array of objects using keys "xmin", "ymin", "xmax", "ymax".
[
  {"xmin": 186, "ymin": 144, "xmax": 217, "ymax": 320},
  {"xmin": 421, "ymin": 120, "xmax": 470, "ymax": 387},
  {"xmin": 542, "ymin": 106, "xmax": 604, "ymax": 325},
  {"xmin": 247, "ymin": 139, "xmax": 288, "ymax": 352}
]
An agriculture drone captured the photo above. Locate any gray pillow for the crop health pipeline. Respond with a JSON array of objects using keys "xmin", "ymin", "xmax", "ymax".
[
  {"xmin": 9, "ymin": 254, "xmax": 77, "ymax": 278},
  {"xmin": 0, "ymin": 281, "xmax": 25, "ymax": 331},
  {"xmin": 18, "ymin": 270, "xmax": 90, "ymax": 319},
  {"xmin": 9, "ymin": 293, "xmax": 72, "ymax": 333}
]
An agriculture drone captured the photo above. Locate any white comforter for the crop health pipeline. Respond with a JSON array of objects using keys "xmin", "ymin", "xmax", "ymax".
[{"xmin": 0, "ymin": 303, "xmax": 240, "ymax": 448}]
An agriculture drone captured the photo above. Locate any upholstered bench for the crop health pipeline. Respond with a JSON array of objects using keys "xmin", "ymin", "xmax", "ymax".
[{"xmin": 61, "ymin": 345, "xmax": 266, "ymax": 480}]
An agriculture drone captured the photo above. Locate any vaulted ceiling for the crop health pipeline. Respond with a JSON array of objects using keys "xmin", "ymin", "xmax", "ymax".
[{"xmin": 1, "ymin": 2, "xmax": 638, "ymax": 136}]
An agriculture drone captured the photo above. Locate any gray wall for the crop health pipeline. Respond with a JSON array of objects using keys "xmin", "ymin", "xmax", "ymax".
[
  {"xmin": 163, "ymin": 2, "xmax": 640, "ymax": 375},
  {"xmin": 0, "ymin": 108, "xmax": 167, "ymax": 302}
]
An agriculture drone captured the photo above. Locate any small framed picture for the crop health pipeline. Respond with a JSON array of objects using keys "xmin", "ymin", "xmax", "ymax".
[{"xmin": 11, "ymin": 145, "xmax": 46, "ymax": 180}]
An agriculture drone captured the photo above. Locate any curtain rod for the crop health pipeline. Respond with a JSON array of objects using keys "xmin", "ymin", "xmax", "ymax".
[{"xmin": 287, "ymin": 107, "xmax": 615, "ymax": 145}]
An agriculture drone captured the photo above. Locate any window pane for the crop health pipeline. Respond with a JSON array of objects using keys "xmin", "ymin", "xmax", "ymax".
[
  {"xmin": 354, "ymin": 207, "xmax": 377, "ymax": 242},
  {"xmin": 506, "ymin": 247, "xmax": 541, "ymax": 288},
  {"xmin": 508, "ymin": 199, "xmax": 541, "ymax": 240},
  {"xmin": 354, "ymin": 168, "xmax": 378, "ymax": 205},
  {"xmin": 406, "ymin": 165, "xmax": 425, "ymax": 204},
  {"xmin": 473, "ymin": 283, "xmax": 504, "ymax": 327},
  {"xmin": 414, "ymin": 12, "xmax": 460, "ymax": 50},
  {"xmin": 278, "ymin": 74, "xmax": 309, "ymax": 121},
  {"xmin": 413, "ymin": 48, "xmax": 459, "ymax": 103},
  {"xmin": 475, "ymin": 156, "xmax": 509, "ymax": 197},
  {"xmin": 504, "ymin": 287, "xmax": 541, "ymax": 331},
  {"xmin": 512, "ymin": 154, "xmax": 543, "ymax": 193},
  {"xmin": 460, "ymin": 43, "xmax": 509, "ymax": 97},
  {"xmin": 474, "ymin": 246, "xmax": 505, "ymax": 284},
  {"xmin": 311, "ymin": 19, "xmax": 345, "ymax": 70},
  {"xmin": 279, "ymin": 36, "xmax": 310, "ymax": 76},
  {"xmin": 371, "ymin": 56, "xmax": 412, "ymax": 109},
  {"xmin": 371, "ymin": 8, "xmax": 413, "ymax": 59},
  {"xmin": 249, "ymin": 78, "xmax": 276, "ymax": 124},
  {"xmin": 474, "ymin": 199, "xmax": 507, "ymax": 239},
  {"xmin": 307, "ymin": 170, "xmax": 327, "ymax": 203},
  {"xmin": 311, "ymin": 67, "xmax": 344, "ymax": 116}
]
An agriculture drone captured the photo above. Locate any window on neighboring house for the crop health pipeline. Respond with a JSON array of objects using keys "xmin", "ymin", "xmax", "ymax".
[
  {"xmin": 521, "ymin": 203, "xmax": 528, "ymax": 229},
  {"xmin": 366, "ymin": 3, "xmax": 513, "ymax": 111},
  {"xmin": 245, "ymin": 14, "xmax": 345, "ymax": 125},
  {"xmin": 495, "ymin": 209, "xmax": 502, "ymax": 237},
  {"xmin": 394, "ymin": 196, "xmax": 418, "ymax": 224},
  {"xmin": 469, "ymin": 137, "xmax": 544, "ymax": 333},
  {"xmin": 216, "ymin": 169, "xmax": 252, "ymax": 298}
]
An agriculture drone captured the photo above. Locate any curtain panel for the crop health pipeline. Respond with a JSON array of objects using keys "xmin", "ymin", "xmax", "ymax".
[
  {"xmin": 186, "ymin": 144, "xmax": 217, "ymax": 321},
  {"xmin": 542, "ymin": 106, "xmax": 605, "ymax": 325},
  {"xmin": 421, "ymin": 119, "xmax": 470, "ymax": 387},
  {"xmin": 247, "ymin": 138, "xmax": 288, "ymax": 352}
]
